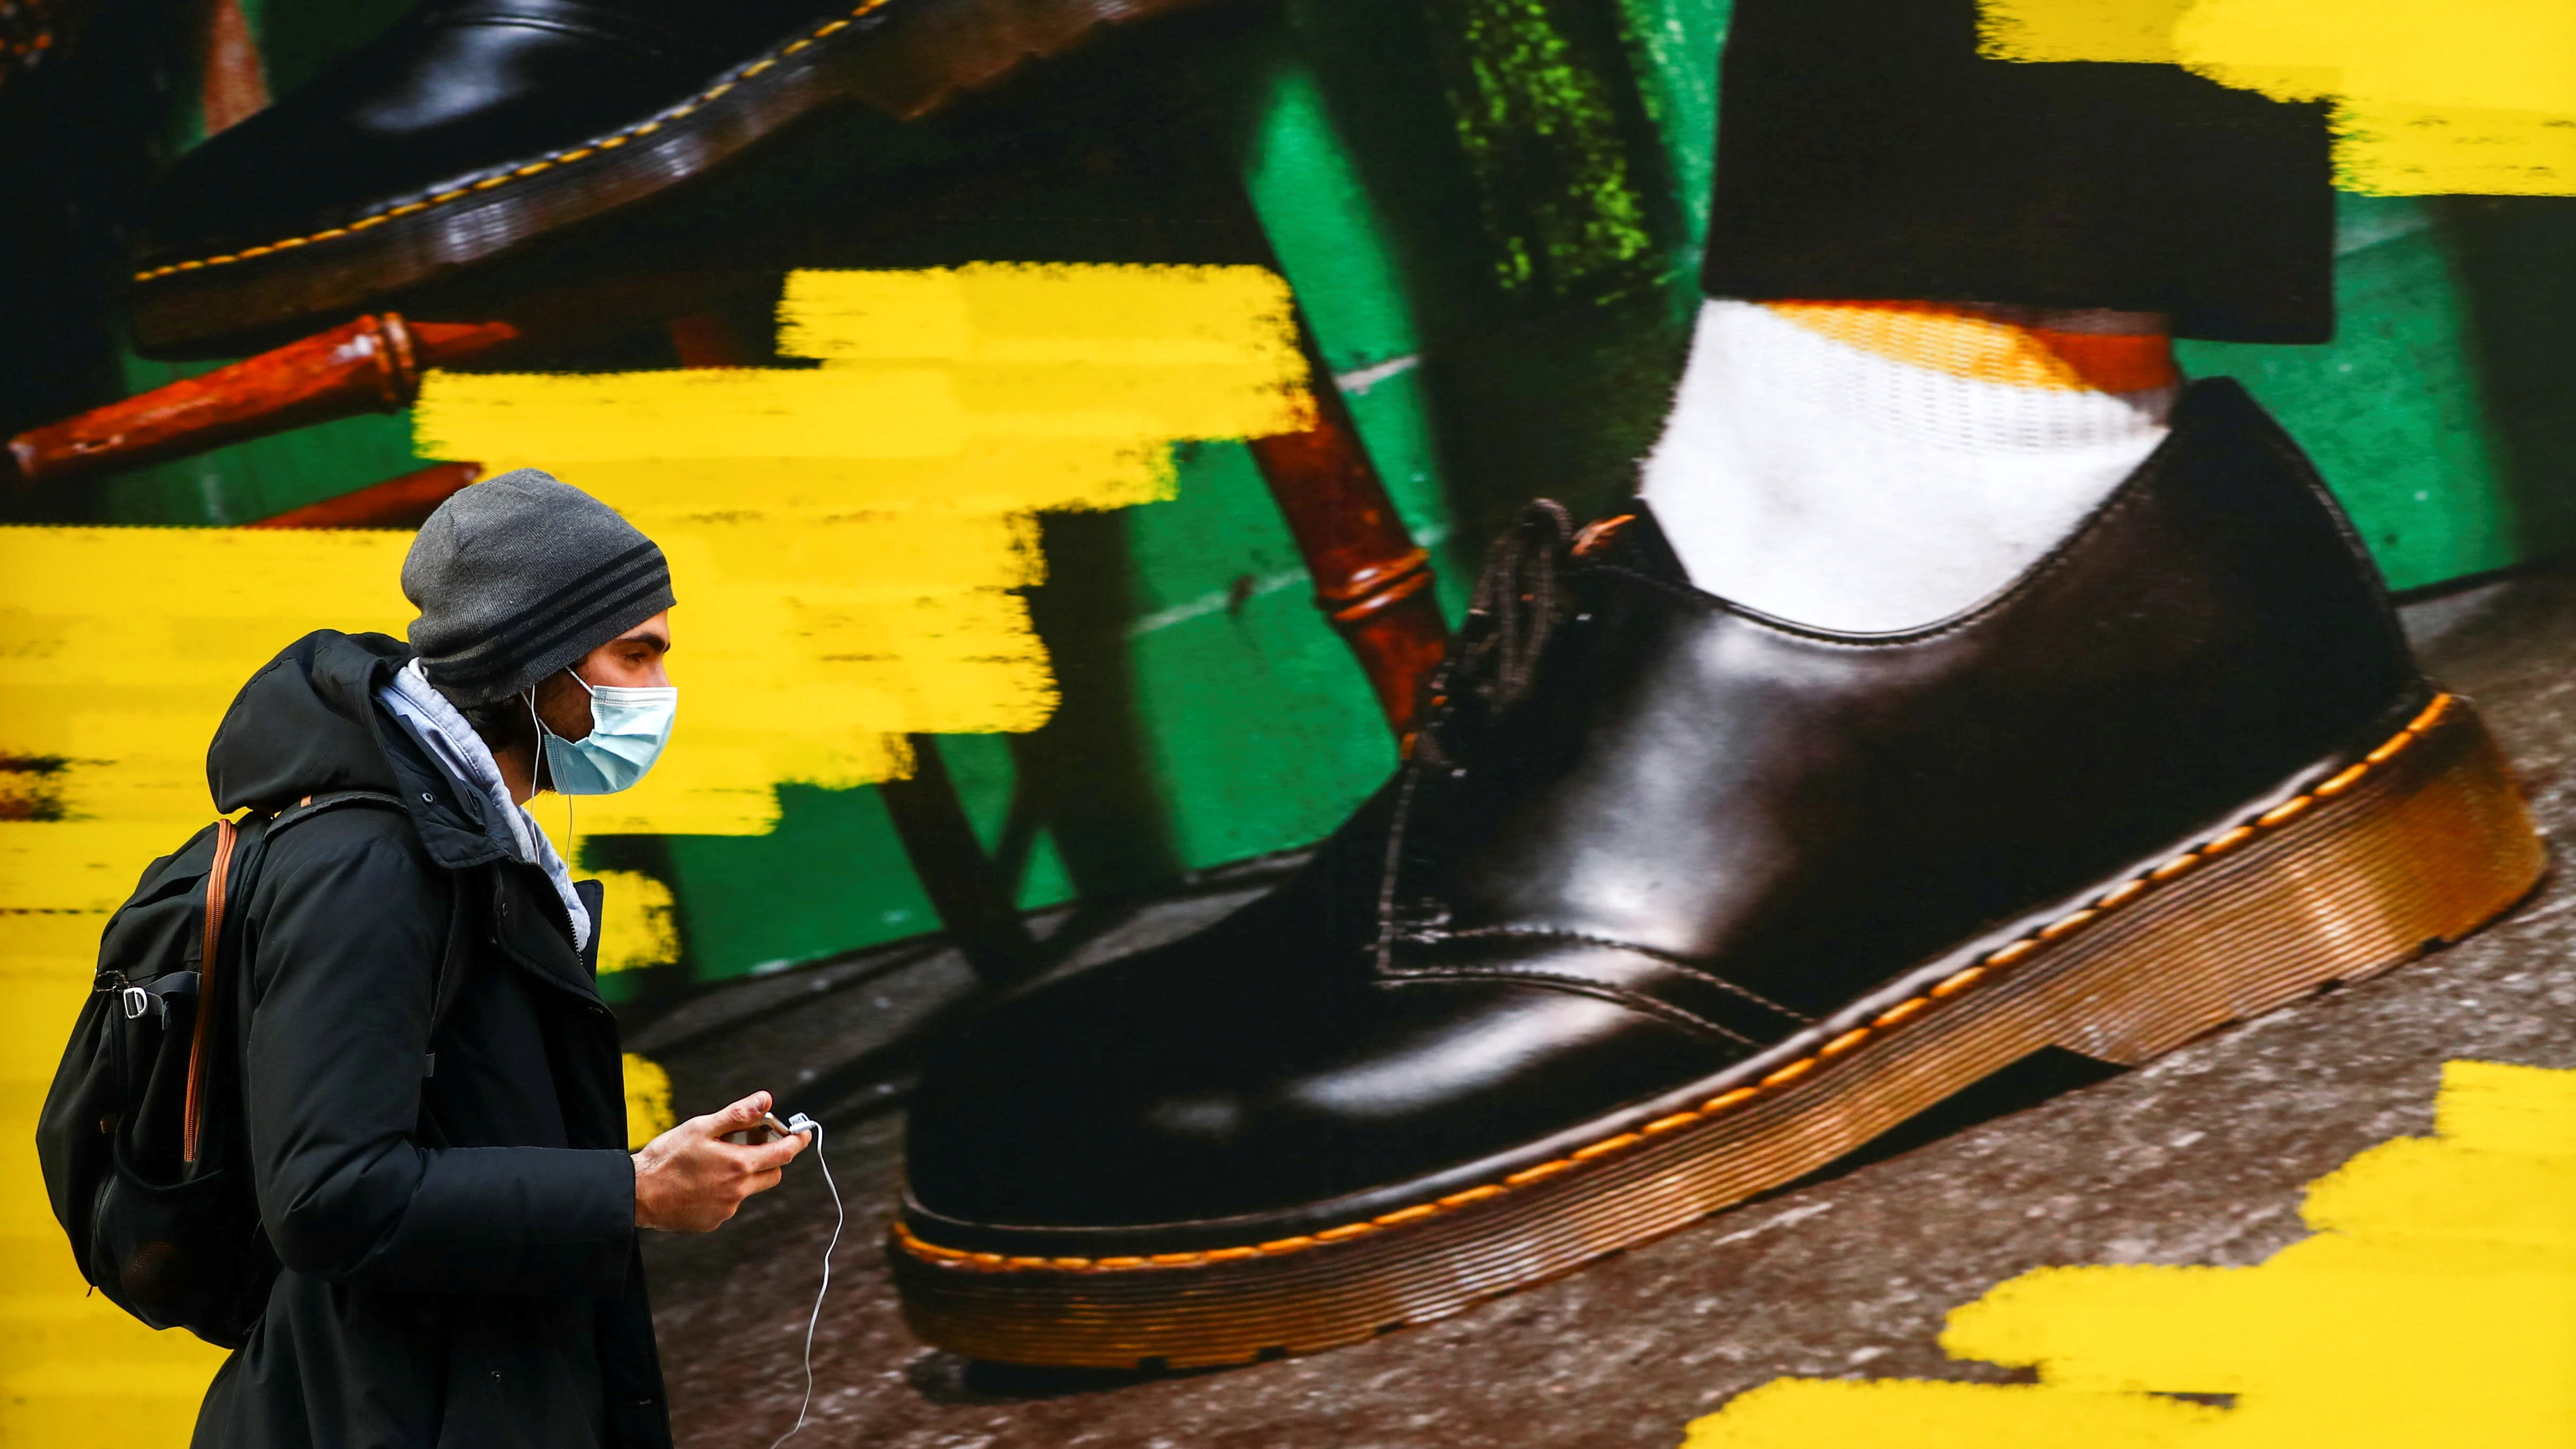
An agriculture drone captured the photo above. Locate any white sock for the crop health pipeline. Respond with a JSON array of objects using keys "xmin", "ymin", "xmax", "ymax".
[{"xmin": 1638, "ymin": 298, "xmax": 2181, "ymax": 633}]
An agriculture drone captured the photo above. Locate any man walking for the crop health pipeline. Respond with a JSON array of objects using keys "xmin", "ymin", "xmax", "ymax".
[{"xmin": 192, "ymin": 469, "xmax": 802, "ymax": 1448}]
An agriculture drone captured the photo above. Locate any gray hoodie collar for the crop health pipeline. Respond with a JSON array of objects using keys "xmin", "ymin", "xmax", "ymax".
[{"xmin": 376, "ymin": 660, "xmax": 592, "ymax": 951}]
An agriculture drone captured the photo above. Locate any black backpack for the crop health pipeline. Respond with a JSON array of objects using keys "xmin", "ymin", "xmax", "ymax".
[{"xmin": 34, "ymin": 790, "xmax": 468, "ymax": 1347}]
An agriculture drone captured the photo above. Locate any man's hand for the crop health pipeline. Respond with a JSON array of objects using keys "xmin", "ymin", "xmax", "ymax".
[{"xmin": 632, "ymin": 1091, "xmax": 809, "ymax": 1232}]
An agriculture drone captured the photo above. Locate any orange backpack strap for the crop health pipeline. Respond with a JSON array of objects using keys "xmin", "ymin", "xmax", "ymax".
[
  {"xmin": 176, "ymin": 790, "xmax": 413, "ymax": 1167},
  {"xmin": 182, "ymin": 817, "xmax": 240, "ymax": 1165}
]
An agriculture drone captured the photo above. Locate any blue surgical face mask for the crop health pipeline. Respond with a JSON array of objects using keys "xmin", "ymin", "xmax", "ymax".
[{"xmin": 533, "ymin": 669, "xmax": 677, "ymax": 796}]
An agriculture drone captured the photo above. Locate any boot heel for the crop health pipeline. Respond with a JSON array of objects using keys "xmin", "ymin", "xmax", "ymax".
[
  {"xmin": 2028, "ymin": 692, "xmax": 2545, "ymax": 1066},
  {"xmin": 837, "ymin": 0, "xmax": 1224, "ymax": 120}
]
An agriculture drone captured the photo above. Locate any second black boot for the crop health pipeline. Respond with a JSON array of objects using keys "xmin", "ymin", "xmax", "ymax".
[
  {"xmin": 889, "ymin": 379, "xmax": 2545, "ymax": 1367},
  {"xmin": 128, "ymin": 0, "xmax": 1218, "ymax": 355}
]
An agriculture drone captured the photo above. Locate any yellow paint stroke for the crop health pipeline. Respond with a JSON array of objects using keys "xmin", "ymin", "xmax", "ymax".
[
  {"xmin": 1683, "ymin": 1058, "xmax": 2576, "ymax": 1448},
  {"xmin": 0, "ymin": 910, "xmax": 234, "ymax": 1439},
  {"xmin": 0, "ymin": 264, "xmax": 1308, "ymax": 1445},
  {"xmin": 594, "ymin": 869, "xmax": 680, "ymax": 974},
  {"xmin": 0, "ymin": 525, "xmax": 416, "ymax": 907},
  {"xmin": 414, "ymin": 263, "xmax": 1310, "ymax": 834},
  {"xmin": 1980, "ymin": 0, "xmax": 2576, "ymax": 194},
  {"xmin": 622, "ymin": 1054, "xmax": 676, "ymax": 1151}
]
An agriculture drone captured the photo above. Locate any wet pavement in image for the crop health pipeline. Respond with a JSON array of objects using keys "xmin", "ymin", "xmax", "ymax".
[{"xmin": 633, "ymin": 564, "xmax": 2576, "ymax": 1448}]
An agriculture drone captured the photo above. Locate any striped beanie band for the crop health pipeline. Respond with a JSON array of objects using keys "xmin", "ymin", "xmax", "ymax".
[{"xmin": 400, "ymin": 469, "xmax": 675, "ymax": 706}]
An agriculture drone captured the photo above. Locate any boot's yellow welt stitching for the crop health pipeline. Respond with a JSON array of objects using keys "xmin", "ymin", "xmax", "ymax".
[
  {"xmin": 895, "ymin": 696, "xmax": 2460, "ymax": 1274},
  {"xmin": 2202, "ymin": 825, "xmax": 2257, "ymax": 855},
  {"xmin": 2150, "ymin": 852, "xmax": 2201, "ymax": 882},
  {"xmin": 1572, "ymin": 1133, "xmax": 1642, "ymax": 1160},
  {"xmin": 2037, "ymin": 908, "xmax": 2095, "ymax": 941},
  {"xmin": 133, "ymin": 0, "xmax": 901, "ymax": 281},
  {"xmin": 2257, "ymin": 796, "xmax": 2313, "ymax": 827},
  {"xmin": 1871, "ymin": 998, "xmax": 1927, "ymax": 1029},
  {"xmin": 1759, "ymin": 1058, "xmax": 1815, "ymax": 1088}
]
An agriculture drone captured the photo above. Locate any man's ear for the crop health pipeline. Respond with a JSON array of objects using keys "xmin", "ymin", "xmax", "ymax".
[{"xmin": 460, "ymin": 693, "xmax": 537, "ymax": 759}]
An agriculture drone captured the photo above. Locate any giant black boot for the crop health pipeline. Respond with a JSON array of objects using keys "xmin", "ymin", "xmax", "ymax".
[{"xmin": 890, "ymin": 380, "xmax": 2544, "ymax": 1367}]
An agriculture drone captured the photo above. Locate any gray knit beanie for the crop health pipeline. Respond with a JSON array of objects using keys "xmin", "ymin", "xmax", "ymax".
[{"xmin": 401, "ymin": 469, "xmax": 676, "ymax": 706}]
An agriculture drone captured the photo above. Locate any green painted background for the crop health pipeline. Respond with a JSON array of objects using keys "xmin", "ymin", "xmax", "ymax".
[{"xmin": 87, "ymin": 0, "xmax": 2576, "ymax": 993}]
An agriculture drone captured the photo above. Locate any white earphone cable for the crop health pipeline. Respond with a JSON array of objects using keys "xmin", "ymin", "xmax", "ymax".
[{"xmin": 767, "ymin": 1114, "xmax": 839, "ymax": 1448}]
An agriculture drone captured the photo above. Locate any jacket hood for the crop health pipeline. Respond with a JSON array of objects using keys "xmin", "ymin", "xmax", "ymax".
[
  {"xmin": 209, "ymin": 630, "xmax": 412, "ymax": 811},
  {"xmin": 206, "ymin": 630, "xmax": 516, "ymax": 870}
]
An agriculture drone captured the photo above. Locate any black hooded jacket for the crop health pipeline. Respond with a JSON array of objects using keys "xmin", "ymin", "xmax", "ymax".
[{"xmin": 191, "ymin": 630, "xmax": 670, "ymax": 1449}]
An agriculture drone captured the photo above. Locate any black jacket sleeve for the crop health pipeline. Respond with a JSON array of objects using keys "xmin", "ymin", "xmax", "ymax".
[{"xmin": 240, "ymin": 813, "xmax": 636, "ymax": 1296}]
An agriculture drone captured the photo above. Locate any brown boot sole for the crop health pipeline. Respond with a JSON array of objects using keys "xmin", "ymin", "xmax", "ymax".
[
  {"xmin": 890, "ymin": 692, "xmax": 2546, "ymax": 1368},
  {"xmin": 127, "ymin": 0, "xmax": 1216, "ymax": 356}
]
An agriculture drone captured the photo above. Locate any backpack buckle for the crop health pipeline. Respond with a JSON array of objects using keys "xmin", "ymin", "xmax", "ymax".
[{"xmin": 119, "ymin": 986, "xmax": 151, "ymax": 1021}]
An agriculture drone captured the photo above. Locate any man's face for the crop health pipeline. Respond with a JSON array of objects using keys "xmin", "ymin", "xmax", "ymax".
[{"xmin": 533, "ymin": 609, "xmax": 672, "ymax": 743}]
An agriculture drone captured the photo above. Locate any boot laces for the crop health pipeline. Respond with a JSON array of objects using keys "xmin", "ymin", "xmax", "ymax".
[{"xmin": 1416, "ymin": 500, "xmax": 1574, "ymax": 764}]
